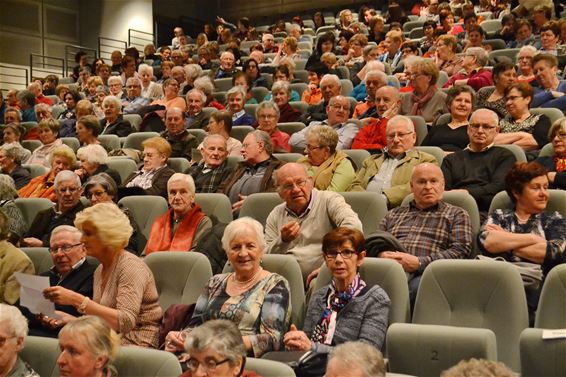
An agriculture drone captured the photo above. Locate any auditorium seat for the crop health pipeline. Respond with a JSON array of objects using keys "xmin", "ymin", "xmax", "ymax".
[
  {"xmin": 194, "ymin": 193, "xmax": 233, "ymax": 224},
  {"xmin": 22, "ymin": 163, "xmax": 49, "ymax": 179},
  {"xmin": 123, "ymin": 131, "xmax": 160, "ymax": 151},
  {"xmin": 118, "ymin": 195, "xmax": 168, "ymax": 254},
  {"xmin": 535, "ymin": 264, "xmax": 566, "ymax": 329},
  {"xmin": 14, "ymin": 197, "xmax": 54, "ymax": 231},
  {"xmin": 520, "ymin": 328, "xmax": 566, "ymax": 377}
]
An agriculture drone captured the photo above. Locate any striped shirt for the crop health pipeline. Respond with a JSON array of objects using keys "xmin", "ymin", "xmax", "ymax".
[{"xmin": 379, "ymin": 200, "xmax": 472, "ymax": 272}]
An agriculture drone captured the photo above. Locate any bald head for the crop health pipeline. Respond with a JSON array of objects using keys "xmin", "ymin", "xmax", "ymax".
[
  {"xmin": 275, "ymin": 163, "xmax": 313, "ymax": 214},
  {"xmin": 410, "ymin": 163, "xmax": 444, "ymax": 209},
  {"xmin": 375, "ymin": 86, "xmax": 400, "ymax": 117}
]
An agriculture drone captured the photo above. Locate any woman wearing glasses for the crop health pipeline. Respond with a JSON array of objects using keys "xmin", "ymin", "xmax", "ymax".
[
  {"xmin": 537, "ymin": 118, "xmax": 566, "ymax": 190},
  {"xmin": 255, "ymin": 101, "xmax": 291, "ymax": 152},
  {"xmin": 165, "ymin": 217, "xmax": 291, "ymax": 359},
  {"xmin": 284, "ymin": 227, "xmax": 390, "ymax": 353}
]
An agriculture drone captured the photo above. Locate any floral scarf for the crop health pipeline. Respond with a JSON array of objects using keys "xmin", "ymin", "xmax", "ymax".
[
  {"xmin": 554, "ymin": 156, "xmax": 566, "ymax": 173},
  {"xmin": 311, "ymin": 274, "xmax": 366, "ymax": 345}
]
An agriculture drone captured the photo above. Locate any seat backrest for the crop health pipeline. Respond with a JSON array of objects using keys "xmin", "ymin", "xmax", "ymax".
[
  {"xmin": 195, "ymin": 193, "xmax": 233, "ymax": 224},
  {"xmin": 273, "ymin": 153, "xmax": 303, "ymax": 163},
  {"xmin": 495, "ymin": 144, "xmax": 526, "ymax": 162},
  {"xmin": 14, "ymin": 198, "xmax": 54, "ymax": 231},
  {"xmin": 231, "ymin": 125, "xmax": 255, "ymax": 142},
  {"xmin": 21, "ymin": 336, "xmax": 59, "ymax": 377},
  {"xmin": 520, "ymin": 328, "xmax": 566, "ymax": 377},
  {"xmin": 123, "ymin": 131, "xmax": 160, "ymax": 150},
  {"xmin": 22, "ymin": 164, "xmax": 49, "ymax": 179},
  {"xmin": 406, "ymin": 115, "xmax": 427, "ymax": 146},
  {"xmin": 436, "ymin": 71, "xmax": 450, "ymax": 88},
  {"xmin": 413, "ymin": 259, "xmax": 528, "ymax": 371},
  {"xmin": 535, "ymin": 264, "xmax": 566, "ymax": 328},
  {"xmin": 61, "ymin": 137, "xmax": 80, "ymax": 152},
  {"xmin": 22, "ymin": 140, "xmax": 42, "ymax": 153},
  {"xmin": 289, "ymin": 82, "xmax": 308, "ymax": 97},
  {"xmin": 251, "ymin": 87, "xmax": 269, "ymax": 103},
  {"xmin": 244, "ymin": 103, "xmax": 259, "ymax": 118},
  {"xmin": 539, "ymin": 142, "xmax": 554, "ymax": 157},
  {"xmin": 187, "ymin": 129, "xmax": 207, "ymax": 144},
  {"xmin": 340, "ymin": 191, "xmax": 388, "ymax": 237},
  {"xmin": 117, "ymin": 195, "xmax": 169, "ymax": 250},
  {"xmin": 224, "ymin": 254, "xmax": 306, "ymax": 329},
  {"xmin": 278, "ymin": 122, "xmax": 305, "ymax": 136},
  {"xmin": 489, "ymin": 189, "xmax": 566, "ymax": 218},
  {"xmin": 245, "ymin": 357, "xmax": 297, "ymax": 377},
  {"xmin": 144, "ymin": 252, "xmax": 213, "ymax": 311},
  {"xmin": 289, "ymin": 101, "xmax": 309, "ymax": 114},
  {"xmin": 167, "ymin": 157, "xmax": 191, "ymax": 173},
  {"xmin": 114, "ymin": 346, "xmax": 183, "ymax": 377},
  {"xmin": 341, "ymin": 149, "xmax": 370, "ymax": 170},
  {"xmin": 313, "ymin": 258, "xmax": 410, "ymax": 324},
  {"xmin": 98, "ymin": 134, "xmax": 121, "ymax": 151},
  {"xmin": 105, "ymin": 158, "xmax": 139, "ymax": 183},
  {"xmin": 387, "ymin": 75, "xmax": 401, "ymax": 89},
  {"xmin": 415, "ymin": 146, "xmax": 444, "ymax": 165},
  {"xmin": 214, "ymin": 77, "xmax": 233, "ymax": 92},
  {"xmin": 530, "ymin": 107, "xmax": 564, "ymax": 127},
  {"xmin": 226, "ymin": 155, "xmax": 243, "ymax": 169},
  {"xmin": 387, "ymin": 324, "xmax": 497, "ymax": 377},
  {"xmin": 123, "ymin": 114, "xmax": 143, "ymax": 131},
  {"xmin": 21, "ymin": 247, "xmax": 53, "ymax": 275},
  {"xmin": 239, "ymin": 193, "xmax": 284, "ymax": 226}
]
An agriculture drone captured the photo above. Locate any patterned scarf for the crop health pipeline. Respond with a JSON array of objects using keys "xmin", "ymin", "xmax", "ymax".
[
  {"xmin": 410, "ymin": 85, "xmax": 437, "ymax": 116},
  {"xmin": 554, "ymin": 156, "xmax": 566, "ymax": 173},
  {"xmin": 311, "ymin": 274, "xmax": 366, "ymax": 345}
]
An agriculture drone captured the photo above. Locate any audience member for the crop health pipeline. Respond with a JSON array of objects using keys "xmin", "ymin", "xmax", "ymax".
[
  {"xmin": 159, "ymin": 107, "xmax": 198, "ymax": 160},
  {"xmin": 0, "ymin": 304, "xmax": 39, "ymax": 376},
  {"xmin": 326, "ymin": 341, "xmax": 386, "ymax": 377},
  {"xmin": 213, "ymin": 51, "xmax": 238, "ymax": 79},
  {"xmin": 442, "ymin": 358, "xmax": 515, "ymax": 377},
  {"xmin": 537, "ymin": 118, "xmax": 566, "ymax": 190},
  {"xmin": 122, "ymin": 77, "xmax": 150, "ymax": 114},
  {"xmin": 0, "ymin": 144, "xmax": 30, "ymax": 189},
  {"xmin": 76, "ymin": 114, "xmax": 102, "ymax": 146},
  {"xmin": 227, "ymin": 86, "xmax": 255, "ymax": 126},
  {"xmin": 187, "ymin": 135, "xmax": 233, "ymax": 193},
  {"xmin": 25, "ymin": 118, "xmax": 63, "ymax": 167},
  {"xmin": 256, "ymin": 101, "xmax": 291, "ymax": 152},
  {"xmin": 477, "ymin": 61, "xmax": 517, "ymax": 118},
  {"xmin": 0, "ymin": 175, "xmax": 27, "ymax": 243},
  {"xmin": 99, "ymin": 96, "xmax": 133, "ymax": 137},
  {"xmin": 185, "ymin": 89, "xmax": 210, "ymax": 129},
  {"xmin": 16, "ymin": 90, "xmax": 37, "ymax": 122},
  {"xmin": 75, "ymin": 144, "xmax": 121, "ymax": 185},
  {"xmin": 531, "ymin": 54, "xmax": 566, "ymax": 111},
  {"xmin": 202, "ymin": 110, "xmax": 242, "ymax": 157},
  {"xmin": 443, "ymin": 47, "xmax": 493, "ymax": 92},
  {"xmin": 516, "ymin": 45, "xmax": 537, "ymax": 83},
  {"xmin": 271, "ymin": 81, "xmax": 302, "ymax": 123},
  {"xmin": 302, "ymin": 74, "xmax": 342, "ymax": 123}
]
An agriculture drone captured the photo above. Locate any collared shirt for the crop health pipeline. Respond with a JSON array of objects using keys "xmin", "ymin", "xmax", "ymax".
[
  {"xmin": 291, "ymin": 120, "xmax": 359, "ymax": 150},
  {"xmin": 232, "ymin": 109, "xmax": 246, "ymax": 122},
  {"xmin": 285, "ymin": 189, "xmax": 318, "ymax": 219},
  {"xmin": 126, "ymin": 166, "xmax": 164, "ymax": 189},
  {"xmin": 380, "ymin": 200, "xmax": 472, "ymax": 272},
  {"xmin": 187, "ymin": 161, "xmax": 232, "ymax": 193},
  {"xmin": 123, "ymin": 96, "xmax": 151, "ymax": 114},
  {"xmin": 228, "ymin": 158, "xmax": 271, "ymax": 204},
  {"xmin": 367, "ymin": 149, "xmax": 405, "ymax": 194}
]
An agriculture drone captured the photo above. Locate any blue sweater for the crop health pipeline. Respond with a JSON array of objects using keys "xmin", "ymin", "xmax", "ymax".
[{"xmin": 531, "ymin": 80, "xmax": 566, "ymax": 111}]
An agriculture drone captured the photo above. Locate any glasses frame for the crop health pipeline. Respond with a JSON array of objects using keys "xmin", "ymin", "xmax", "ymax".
[
  {"xmin": 323, "ymin": 248, "xmax": 358, "ymax": 260},
  {"xmin": 48, "ymin": 243, "xmax": 82, "ymax": 254},
  {"xmin": 186, "ymin": 357, "xmax": 230, "ymax": 373}
]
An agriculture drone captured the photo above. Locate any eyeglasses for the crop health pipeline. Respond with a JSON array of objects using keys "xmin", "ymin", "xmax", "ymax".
[
  {"xmin": 386, "ymin": 131, "xmax": 413, "ymax": 140},
  {"xmin": 305, "ymin": 144, "xmax": 325, "ymax": 151},
  {"xmin": 0, "ymin": 335, "xmax": 16, "ymax": 347},
  {"xmin": 259, "ymin": 114, "xmax": 277, "ymax": 120},
  {"xmin": 505, "ymin": 95, "xmax": 523, "ymax": 102},
  {"xmin": 324, "ymin": 248, "xmax": 357, "ymax": 259},
  {"xmin": 48, "ymin": 243, "xmax": 82, "ymax": 254},
  {"xmin": 330, "ymin": 103, "xmax": 349, "ymax": 111},
  {"xmin": 279, "ymin": 178, "xmax": 308, "ymax": 191},
  {"xmin": 553, "ymin": 132, "xmax": 566, "ymax": 139},
  {"xmin": 186, "ymin": 357, "xmax": 230, "ymax": 373},
  {"xmin": 469, "ymin": 123, "xmax": 497, "ymax": 131},
  {"xmin": 86, "ymin": 190, "xmax": 107, "ymax": 199}
]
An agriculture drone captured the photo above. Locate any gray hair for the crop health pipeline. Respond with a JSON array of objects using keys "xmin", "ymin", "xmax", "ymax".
[
  {"xmin": 54, "ymin": 170, "xmax": 81, "ymax": 189},
  {"xmin": 0, "ymin": 303, "xmax": 28, "ymax": 338},
  {"xmin": 126, "ymin": 77, "xmax": 142, "ymax": 88},
  {"xmin": 249, "ymin": 130, "xmax": 273, "ymax": 155},
  {"xmin": 226, "ymin": 85, "xmax": 246, "ymax": 99},
  {"xmin": 305, "ymin": 124, "xmax": 339, "ymax": 153},
  {"xmin": 193, "ymin": 76, "xmax": 215, "ymax": 96},
  {"xmin": 202, "ymin": 134, "xmax": 227, "ymax": 149},
  {"xmin": 470, "ymin": 108, "xmax": 499, "ymax": 126},
  {"xmin": 84, "ymin": 173, "xmax": 118, "ymax": 200},
  {"xmin": 387, "ymin": 115, "xmax": 415, "ymax": 133},
  {"xmin": 328, "ymin": 341, "xmax": 386, "ymax": 377},
  {"xmin": 0, "ymin": 174, "xmax": 17, "ymax": 199},
  {"xmin": 77, "ymin": 144, "xmax": 108, "ymax": 165},
  {"xmin": 51, "ymin": 225, "xmax": 83, "ymax": 243},
  {"xmin": 107, "ymin": 76, "xmax": 122, "ymax": 86},
  {"xmin": 184, "ymin": 64, "xmax": 203, "ymax": 81},
  {"xmin": 17, "ymin": 90, "xmax": 35, "ymax": 108},
  {"xmin": 185, "ymin": 320, "xmax": 246, "ymax": 368},
  {"xmin": 138, "ymin": 63, "xmax": 154, "ymax": 76},
  {"xmin": 96, "ymin": 85, "xmax": 109, "ymax": 95},
  {"xmin": 34, "ymin": 102, "xmax": 52, "ymax": 114},
  {"xmin": 271, "ymin": 80, "xmax": 291, "ymax": 96},
  {"xmin": 256, "ymin": 100, "xmax": 280, "ymax": 119},
  {"xmin": 186, "ymin": 88, "xmax": 206, "ymax": 103},
  {"xmin": 0, "ymin": 143, "xmax": 27, "ymax": 164},
  {"xmin": 102, "ymin": 95, "xmax": 122, "ymax": 110},
  {"xmin": 518, "ymin": 45, "xmax": 537, "ymax": 56},
  {"xmin": 167, "ymin": 173, "xmax": 196, "ymax": 195},
  {"xmin": 363, "ymin": 70, "xmax": 388, "ymax": 85},
  {"xmin": 320, "ymin": 74, "xmax": 341, "ymax": 88},
  {"xmin": 466, "ymin": 47, "xmax": 488, "ymax": 67},
  {"xmin": 221, "ymin": 216, "xmax": 266, "ymax": 253},
  {"xmin": 289, "ymin": 24, "xmax": 301, "ymax": 33}
]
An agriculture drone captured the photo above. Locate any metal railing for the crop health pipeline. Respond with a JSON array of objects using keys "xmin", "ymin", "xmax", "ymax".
[
  {"xmin": 0, "ymin": 64, "xmax": 29, "ymax": 94},
  {"xmin": 98, "ymin": 36, "xmax": 127, "ymax": 62},
  {"xmin": 29, "ymin": 54, "xmax": 64, "ymax": 81},
  {"xmin": 128, "ymin": 29, "xmax": 154, "ymax": 51},
  {"xmin": 64, "ymin": 44, "xmax": 97, "ymax": 76}
]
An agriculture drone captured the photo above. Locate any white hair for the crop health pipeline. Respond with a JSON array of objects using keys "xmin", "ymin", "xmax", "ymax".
[
  {"xmin": 221, "ymin": 217, "xmax": 266, "ymax": 253},
  {"xmin": 186, "ymin": 88, "xmax": 206, "ymax": 103},
  {"xmin": 138, "ymin": 63, "xmax": 154, "ymax": 76},
  {"xmin": 51, "ymin": 225, "xmax": 82, "ymax": 243},
  {"xmin": 363, "ymin": 70, "xmax": 388, "ymax": 85},
  {"xmin": 54, "ymin": 170, "xmax": 81, "ymax": 189},
  {"xmin": 102, "ymin": 95, "xmax": 122, "ymax": 109},
  {"xmin": 184, "ymin": 64, "xmax": 203, "ymax": 81},
  {"xmin": 167, "ymin": 173, "xmax": 196, "ymax": 195},
  {"xmin": 77, "ymin": 144, "xmax": 108, "ymax": 165},
  {"xmin": 320, "ymin": 74, "xmax": 342, "ymax": 88},
  {"xmin": 126, "ymin": 77, "xmax": 142, "ymax": 87},
  {"xmin": 107, "ymin": 76, "xmax": 122, "ymax": 86},
  {"xmin": 0, "ymin": 304, "xmax": 28, "ymax": 338},
  {"xmin": 470, "ymin": 108, "xmax": 499, "ymax": 126},
  {"xmin": 387, "ymin": 115, "xmax": 415, "ymax": 133}
]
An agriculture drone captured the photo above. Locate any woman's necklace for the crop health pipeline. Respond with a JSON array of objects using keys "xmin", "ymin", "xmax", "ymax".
[
  {"xmin": 231, "ymin": 267, "xmax": 263, "ymax": 291},
  {"xmin": 515, "ymin": 212, "xmax": 531, "ymax": 223}
]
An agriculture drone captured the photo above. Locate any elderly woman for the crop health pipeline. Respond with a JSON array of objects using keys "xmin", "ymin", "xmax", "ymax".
[
  {"xmin": 57, "ymin": 316, "xmax": 120, "ymax": 377},
  {"xmin": 3, "ymin": 127, "xmax": 30, "ymax": 164},
  {"xmin": 85, "ymin": 76, "xmax": 103, "ymax": 102},
  {"xmin": 75, "ymin": 144, "xmax": 121, "ymax": 185},
  {"xmin": 138, "ymin": 63, "xmax": 159, "ymax": 100},
  {"xmin": 0, "ymin": 175, "xmax": 26, "ymax": 242},
  {"xmin": 194, "ymin": 76, "xmax": 225, "ymax": 110},
  {"xmin": 0, "ymin": 304, "xmax": 40, "ymax": 377},
  {"xmin": 182, "ymin": 64, "xmax": 203, "ymax": 95},
  {"xmin": 57, "ymin": 90, "xmax": 82, "ymax": 121},
  {"xmin": 478, "ymin": 162, "xmax": 566, "ymax": 321},
  {"xmin": 326, "ymin": 342, "xmax": 386, "ymax": 377},
  {"xmin": 107, "ymin": 76, "xmax": 123, "ymax": 99},
  {"xmin": 123, "ymin": 136, "xmax": 175, "ymax": 198},
  {"xmin": 263, "ymin": 66, "xmax": 300, "ymax": 102},
  {"xmin": 99, "ymin": 96, "xmax": 133, "ymax": 137},
  {"xmin": 443, "ymin": 47, "xmax": 493, "ymax": 92},
  {"xmin": 531, "ymin": 54, "xmax": 566, "ymax": 111},
  {"xmin": 146, "ymin": 173, "xmax": 211, "ymax": 255},
  {"xmin": 509, "ymin": 19, "xmax": 540, "ymax": 49},
  {"xmin": 55, "ymin": 84, "xmax": 70, "ymax": 104},
  {"xmin": 341, "ymin": 34, "xmax": 368, "ymax": 68},
  {"xmin": 0, "ymin": 144, "xmax": 30, "ymax": 189},
  {"xmin": 181, "ymin": 320, "xmax": 250, "ymax": 377},
  {"xmin": 496, "ymin": 82, "xmax": 551, "ymax": 151},
  {"xmin": 401, "ymin": 57, "xmax": 448, "ymax": 123},
  {"xmin": 537, "ymin": 119, "xmax": 566, "ymax": 190},
  {"xmin": 93, "ymin": 85, "xmax": 108, "ymax": 118},
  {"xmin": 434, "ymin": 34, "xmax": 463, "ymax": 77},
  {"xmin": 151, "ymin": 78, "xmax": 186, "ymax": 111},
  {"xmin": 44, "ymin": 203, "xmax": 162, "ymax": 347},
  {"xmin": 226, "ymin": 86, "xmax": 255, "ymax": 126},
  {"xmin": 256, "ymin": 101, "xmax": 291, "ymax": 153},
  {"xmin": 517, "ymin": 46, "xmax": 537, "ymax": 83},
  {"xmin": 271, "ymin": 81, "xmax": 301, "ymax": 123},
  {"xmin": 75, "ymin": 115, "xmax": 102, "ymax": 146},
  {"xmin": 423, "ymin": 86, "xmax": 474, "ymax": 152},
  {"xmin": 297, "ymin": 125, "xmax": 356, "ymax": 192},
  {"xmin": 165, "ymin": 217, "xmax": 290, "ymax": 357},
  {"xmin": 19, "ymin": 145, "xmax": 76, "ymax": 201},
  {"xmin": 25, "ymin": 118, "xmax": 63, "ymax": 168},
  {"xmin": 284, "ymin": 227, "xmax": 390, "ymax": 353},
  {"xmin": 272, "ymin": 37, "xmax": 300, "ymax": 66},
  {"xmin": 477, "ymin": 61, "xmax": 517, "ymax": 118}
]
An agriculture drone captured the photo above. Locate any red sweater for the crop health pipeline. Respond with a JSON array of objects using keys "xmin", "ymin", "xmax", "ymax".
[{"xmin": 351, "ymin": 117, "xmax": 388, "ymax": 150}]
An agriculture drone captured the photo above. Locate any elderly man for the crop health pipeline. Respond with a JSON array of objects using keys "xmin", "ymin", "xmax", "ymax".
[
  {"xmin": 442, "ymin": 109, "xmax": 516, "ymax": 216},
  {"xmin": 220, "ymin": 130, "xmax": 283, "ymax": 213},
  {"xmin": 110, "ymin": 50, "xmax": 123, "ymax": 72},
  {"xmin": 23, "ymin": 171, "xmax": 85, "ymax": 247},
  {"xmin": 265, "ymin": 163, "xmax": 362, "ymax": 280},
  {"xmin": 290, "ymin": 95, "xmax": 359, "ymax": 150},
  {"xmin": 352, "ymin": 86, "xmax": 401, "ymax": 150},
  {"xmin": 16, "ymin": 90, "xmax": 37, "ymax": 122},
  {"xmin": 350, "ymin": 45, "xmax": 382, "ymax": 86},
  {"xmin": 185, "ymin": 89, "xmax": 210, "ymax": 129},
  {"xmin": 146, "ymin": 173, "xmax": 212, "ymax": 254},
  {"xmin": 262, "ymin": 33, "xmax": 278, "ymax": 53},
  {"xmin": 227, "ymin": 86, "xmax": 255, "ymax": 126},
  {"xmin": 19, "ymin": 225, "xmax": 96, "ymax": 337},
  {"xmin": 187, "ymin": 134, "xmax": 233, "ymax": 193},
  {"xmin": 122, "ymin": 77, "xmax": 150, "ymax": 114},
  {"xmin": 199, "ymin": 110, "xmax": 242, "ymax": 156},
  {"xmin": 352, "ymin": 70, "xmax": 389, "ymax": 120},
  {"xmin": 378, "ymin": 163, "xmax": 472, "ymax": 304},
  {"xmin": 302, "ymin": 74, "xmax": 342, "ymax": 123},
  {"xmin": 160, "ymin": 107, "xmax": 198, "ymax": 160},
  {"xmin": 213, "ymin": 51, "xmax": 238, "ymax": 79},
  {"xmin": 28, "ymin": 81, "xmax": 53, "ymax": 106},
  {"xmin": 6, "ymin": 89, "xmax": 19, "ymax": 108},
  {"xmin": 348, "ymin": 115, "xmax": 437, "ymax": 208}
]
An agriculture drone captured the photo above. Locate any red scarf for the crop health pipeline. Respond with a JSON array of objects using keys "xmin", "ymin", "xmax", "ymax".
[
  {"xmin": 145, "ymin": 205, "xmax": 205, "ymax": 254},
  {"xmin": 554, "ymin": 156, "xmax": 566, "ymax": 173},
  {"xmin": 410, "ymin": 85, "xmax": 438, "ymax": 116}
]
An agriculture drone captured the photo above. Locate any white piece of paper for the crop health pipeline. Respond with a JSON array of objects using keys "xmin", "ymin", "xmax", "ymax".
[
  {"xmin": 15, "ymin": 272, "xmax": 59, "ymax": 318},
  {"xmin": 542, "ymin": 329, "xmax": 566, "ymax": 340}
]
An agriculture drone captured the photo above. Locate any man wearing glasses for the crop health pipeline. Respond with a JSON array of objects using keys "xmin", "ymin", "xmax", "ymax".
[
  {"xmin": 441, "ymin": 109, "xmax": 516, "ymax": 217},
  {"xmin": 18, "ymin": 225, "xmax": 96, "ymax": 337},
  {"xmin": 23, "ymin": 171, "xmax": 85, "ymax": 247},
  {"xmin": 348, "ymin": 115, "xmax": 437, "ymax": 208},
  {"xmin": 265, "ymin": 163, "xmax": 362, "ymax": 282}
]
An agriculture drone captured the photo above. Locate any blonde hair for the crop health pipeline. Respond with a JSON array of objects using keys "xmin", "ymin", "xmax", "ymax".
[
  {"xmin": 75, "ymin": 203, "xmax": 133, "ymax": 251},
  {"xmin": 306, "ymin": 124, "xmax": 339, "ymax": 153},
  {"xmin": 142, "ymin": 136, "xmax": 172, "ymax": 158},
  {"xmin": 49, "ymin": 144, "xmax": 77, "ymax": 166}
]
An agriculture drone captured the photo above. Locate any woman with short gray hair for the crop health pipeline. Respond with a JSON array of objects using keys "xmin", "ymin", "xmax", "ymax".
[
  {"xmin": 326, "ymin": 341, "xmax": 386, "ymax": 377},
  {"xmin": 0, "ymin": 304, "xmax": 39, "ymax": 377},
  {"xmin": 256, "ymin": 101, "xmax": 291, "ymax": 152},
  {"xmin": 443, "ymin": 47, "xmax": 493, "ymax": 92},
  {"xmin": 0, "ymin": 144, "xmax": 31, "ymax": 189},
  {"xmin": 270, "ymin": 80, "xmax": 301, "ymax": 123},
  {"xmin": 75, "ymin": 144, "xmax": 122, "ymax": 185}
]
